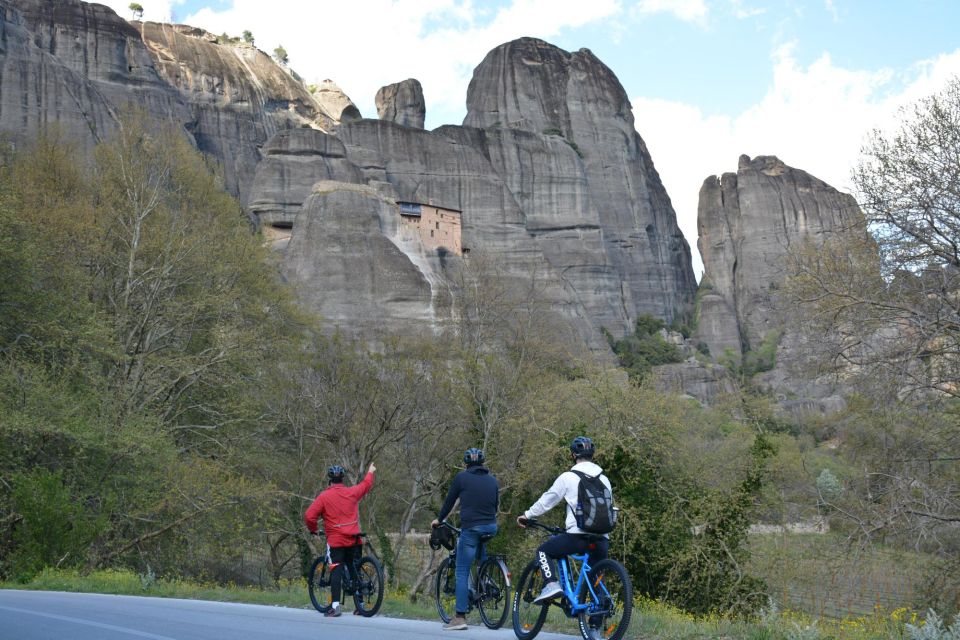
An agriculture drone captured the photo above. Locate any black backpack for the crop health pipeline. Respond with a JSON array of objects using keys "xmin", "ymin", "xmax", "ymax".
[{"xmin": 571, "ymin": 470, "xmax": 617, "ymax": 534}]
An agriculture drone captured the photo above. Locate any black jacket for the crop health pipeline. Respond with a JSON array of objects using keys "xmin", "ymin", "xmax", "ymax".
[{"xmin": 437, "ymin": 466, "xmax": 499, "ymax": 528}]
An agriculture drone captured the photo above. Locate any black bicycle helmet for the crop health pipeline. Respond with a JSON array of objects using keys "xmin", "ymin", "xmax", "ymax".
[
  {"xmin": 327, "ymin": 465, "xmax": 346, "ymax": 481},
  {"xmin": 463, "ymin": 447, "xmax": 485, "ymax": 465},
  {"xmin": 570, "ymin": 436, "xmax": 595, "ymax": 458}
]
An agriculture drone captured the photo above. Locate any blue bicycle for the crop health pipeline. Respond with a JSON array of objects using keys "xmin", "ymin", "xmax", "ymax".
[{"xmin": 512, "ymin": 520, "xmax": 632, "ymax": 640}]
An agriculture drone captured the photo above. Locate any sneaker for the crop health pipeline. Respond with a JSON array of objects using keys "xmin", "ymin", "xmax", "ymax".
[
  {"xmin": 324, "ymin": 604, "xmax": 342, "ymax": 618},
  {"xmin": 533, "ymin": 581, "xmax": 563, "ymax": 604},
  {"xmin": 442, "ymin": 615, "xmax": 468, "ymax": 630},
  {"xmin": 352, "ymin": 608, "xmax": 363, "ymax": 616}
]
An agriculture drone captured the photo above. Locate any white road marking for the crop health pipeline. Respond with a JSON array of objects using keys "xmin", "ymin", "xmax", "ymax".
[{"xmin": 0, "ymin": 604, "xmax": 179, "ymax": 640}]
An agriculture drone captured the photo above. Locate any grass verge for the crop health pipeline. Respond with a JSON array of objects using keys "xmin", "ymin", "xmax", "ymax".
[{"xmin": 1, "ymin": 568, "xmax": 929, "ymax": 639}]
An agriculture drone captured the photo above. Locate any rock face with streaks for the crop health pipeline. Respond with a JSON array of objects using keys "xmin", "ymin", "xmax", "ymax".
[
  {"xmin": 0, "ymin": 0, "xmax": 361, "ymax": 205},
  {"xmin": 463, "ymin": 38, "xmax": 698, "ymax": 336},
  {"xmin": 247, "ymin": 38, "xmax": 700, "ymax": 351},
  {"xmin": 0, "ymin": 0, "xmax": 186, "ymax": 150},
  {"xmin": 135, "ymin": 22, "xmax": 353, "ymax": 204},
  {"xmin": 696, "ymin": 154, "xmax": 863, "ymax": 359},
  {"xmin": 0, "ymin": 4, "xmax": 703, "ymax": 370},
  {"xmin": 375, "ymin": 78, "xmax": 425, "ymax": 129},
  {"xmin": 283, "ymin": 181, "xmax": 439, "ymax": 336}
]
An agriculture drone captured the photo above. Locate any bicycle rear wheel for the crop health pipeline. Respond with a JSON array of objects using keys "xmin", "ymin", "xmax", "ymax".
[
  {"xmin": 577, "ymin": 558, "xmax": 633, "ymax": 640},
  {"xmin": 307, "ymin": 556, "xmax": 333, "ymax": 613},
  {"xmin": 353, "ymin": 557, "xmax": 384, "ymax": 616},
  {"xmin": 477, "ymin": 557, "xmax": 510, "ymax": 629},
  {"xmin": 434, "ymin": 555, "xmax": 457, "ymax": 623},
  {"xmin": 512, "ymin": 559, "xmax": 549, "ymax": 640}
]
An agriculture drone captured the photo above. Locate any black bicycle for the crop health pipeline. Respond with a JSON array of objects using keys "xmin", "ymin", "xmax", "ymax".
[
  {"xmin": 513, "ymin": 520, "xmax": 632, "ymax": 640},
  {"xmin": 433, "ymin": 521, "xmax": 511, "ymax": 629},
  {"xmin": 307, "ymin": 531, "xmax": 384, "ymax": 617}
]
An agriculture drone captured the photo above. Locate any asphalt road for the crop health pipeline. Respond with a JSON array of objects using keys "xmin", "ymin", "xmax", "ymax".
[{"xmin": 0, "ymin": 590, "xmax": 579, "ymax": 640}]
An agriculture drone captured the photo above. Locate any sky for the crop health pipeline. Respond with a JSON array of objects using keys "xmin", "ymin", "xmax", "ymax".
[{"xmin": 103, "ymin": 0, "xmax": 960, "ymax": 278}]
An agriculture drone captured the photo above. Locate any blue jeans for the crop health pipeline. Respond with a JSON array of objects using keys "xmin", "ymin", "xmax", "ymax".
[{"xmin": 455, "ymin": 523, "xmax": 498, "ymax": 615}]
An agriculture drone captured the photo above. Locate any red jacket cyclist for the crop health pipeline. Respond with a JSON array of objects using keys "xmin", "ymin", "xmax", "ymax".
[{"xmin": 304, "ymin": 462, "xmax": 376, "ymax": 617}]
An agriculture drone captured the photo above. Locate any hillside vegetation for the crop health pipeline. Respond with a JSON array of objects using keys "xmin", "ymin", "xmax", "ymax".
[{"xmin": 1, "ymin": 80, "xmax": 958, "ymax": 635}]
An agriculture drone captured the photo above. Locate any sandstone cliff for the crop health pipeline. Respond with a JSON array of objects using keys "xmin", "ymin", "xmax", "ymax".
[
  {"xmin": 463, "ymin": 38, "xmax": 697, "ymax": 335},
  {"xmin": 0, "ymin": 0, "xmax": 360, "ymax": 206},
  {"xmin": 135, "ymin": 21, "xmax": 346, "ymax": 203},
  {"xmin": 248, "ymin": 38, "xmax": 699, "ymax": 351},
  {"xmin": 0, "ymin": 2, "xmax": 702, "ymax": 368},
  {"xmin": 0, "ymin": 0, "xmax": 186, "ymax": 150},
  {"xmin": 696, "ymin": 154, "xmax": 862, "ymax": 358}
]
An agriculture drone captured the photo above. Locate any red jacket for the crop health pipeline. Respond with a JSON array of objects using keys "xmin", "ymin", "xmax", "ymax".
[{"xmin": 304, "ymin": 472, "xmax": 375, "ymax": 548}]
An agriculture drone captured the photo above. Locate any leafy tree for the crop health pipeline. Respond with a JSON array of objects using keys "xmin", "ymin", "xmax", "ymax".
[
  {"xmin": 272, "ymin": 45, "xmax": 289, "ymax": 65},
  {"xmin": 242, "ymin": 30, "xmax": 254, "ymax": 45},
  {"xmin": 129, "ymin": 3, "xmax": 144, "ymax": 20},
  {"xmin": 0, "ymin": 111, "xmax": 299, "ymax": 579}
]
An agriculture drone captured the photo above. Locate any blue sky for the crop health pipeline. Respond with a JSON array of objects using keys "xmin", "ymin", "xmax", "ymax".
[{"xmin": 104, "ymin": 0, "xmax": 960, "ymax": 276}]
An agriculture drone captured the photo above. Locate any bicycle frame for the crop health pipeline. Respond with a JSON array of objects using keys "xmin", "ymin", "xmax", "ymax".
[
  {"xmin": 556, "ymin": 553, "xmax": 604, "ymax": 614},
  {"xmin": 522, "ymin": 520, "xmax": 613, "ymax": 616}
]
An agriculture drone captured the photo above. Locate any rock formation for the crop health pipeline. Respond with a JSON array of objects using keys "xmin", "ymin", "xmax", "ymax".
[
  {"xmin": 135, "ymin": 22, "xmax": 354, "ymax": 204},
  {"xmin": 248, "ymin": 38, "xmax": 699, "ymax": 350},
  {"xmin": 311, "ymin": 80, "xmax": 362, "ymax": 124},
  {"xmin": 463, "ymin": 38, "xmax": 697, "ymax": 335},
  {"xmin": 696, "ymin": 154, "xmax": 862, "ymax": 359},
  {"xmin": 0, "ymin": 0, "xmax": 186, "ymax": 151},
  {"xmin": 283, "ymin": 181, "xmax": 439, "ymax": 336},
  {"xmin": 375, "ymin": 79, "xmax": 425, "ymax": 129},
  {"xmin": 0, "ymin": 0, "xmax": 361, "ymax": 206}
]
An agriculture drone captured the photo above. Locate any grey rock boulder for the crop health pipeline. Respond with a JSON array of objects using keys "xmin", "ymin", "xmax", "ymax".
[
  {"xmin": 0, "ymin": 0, "xmax": 187, "ymax": 151},
  {"xmin": 652, "ymin": 359, "xmax": 738, "ymax": 405},
  {"xmin": 136, "ymin": 21, "xmax": 343, "ymax": 204},
  {"xmin": 375, "ymin": 79, "xmax": 425, "ymax": 129},
  {"xmin": 282, "ymin": 181, "xmax": 437, "ymax": 335}
]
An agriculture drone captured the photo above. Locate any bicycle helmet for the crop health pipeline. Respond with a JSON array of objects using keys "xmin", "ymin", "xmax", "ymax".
[
  {"xmin": 570, "ymin": 436, "xmax": 595, "ymax": 458},
  {"xmin": 463, "ymin": 447, "xmax": 485, "ymax": 466},
  {"xmin": 327, "ymin": 465, "xmax": 346, "ymax": 482}
]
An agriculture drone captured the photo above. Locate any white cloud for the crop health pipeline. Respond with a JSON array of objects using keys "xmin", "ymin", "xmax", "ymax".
[
  {"xmin": 824, "ymin": 0, "xmax": 840, "ymax": 22},
  {"xmin": 632, "ymin": 46, "xmax": 960, "ymax": 279},
  {"xmin": 635, "ymin": 0, "xmax": 708, "ymax": 23},
  {"xmin": 729, "ymin": 0, "xmax": 766, "ymax": 19}
]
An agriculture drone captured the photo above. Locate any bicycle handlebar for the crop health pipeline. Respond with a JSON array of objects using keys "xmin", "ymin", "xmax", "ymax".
[
  {"xmin": 521, "ymin": 518, "xmax": 565, "ymax": 535},
  {"xmin": 437, "ymin": 520, "xmax": 461, "ymax": 535}
]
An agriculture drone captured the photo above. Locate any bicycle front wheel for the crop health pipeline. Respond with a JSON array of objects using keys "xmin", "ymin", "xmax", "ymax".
[
  {"xmin": 307, "ymin": 556, "xmax": 332, "ymax": 613},
  {"xmin": 512, "ymin": 559, "xmax": 549, "ymax": 640},
  {"xmin": 577, "ymin": 558, "xmax": 633, "ymax": 640},
  {"xmin": 353, "ymin": 557, "xmax": 384, "ymax": 617},
  {"xmin": 434, "ymin": 555, "xmax": 457, "ymax": 623},
  {"xmin": 477, "ymin": 557, "xmax": 510, "ymax": 629}
]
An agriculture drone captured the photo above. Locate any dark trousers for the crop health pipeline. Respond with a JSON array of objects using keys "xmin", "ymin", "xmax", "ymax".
[
  {"xmin": 537, "ymin": 533, "xmax": 608, "ymax": 584},
  {"xmin": 329, "ymin": 544, "xmax": 362, "ymax": 603}
]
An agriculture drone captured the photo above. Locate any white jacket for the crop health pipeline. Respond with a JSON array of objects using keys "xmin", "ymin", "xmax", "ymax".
[{"xmin": 524, "ymin": 461, "xmax": 612, "ymax": 536}]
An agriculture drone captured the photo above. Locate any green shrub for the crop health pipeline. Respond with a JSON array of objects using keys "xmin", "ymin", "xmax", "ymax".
[
  {"xmin": 609, "ymin": 315, "xmax": 682, "ymax": 380},
  {"xmin": 7, "ymin": 469, "xmax": 103, "ymax": 581}
]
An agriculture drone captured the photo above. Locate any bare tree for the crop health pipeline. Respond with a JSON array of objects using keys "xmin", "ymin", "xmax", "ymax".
[{"xmin": 783, "ymin": 79, "xmax": 960, "ymax": 584}]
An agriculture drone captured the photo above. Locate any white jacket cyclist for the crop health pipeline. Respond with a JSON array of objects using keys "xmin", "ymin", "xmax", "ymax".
[{"xmin": 523, "ymin": 461, "xmax": 612, "ymax": 536}]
